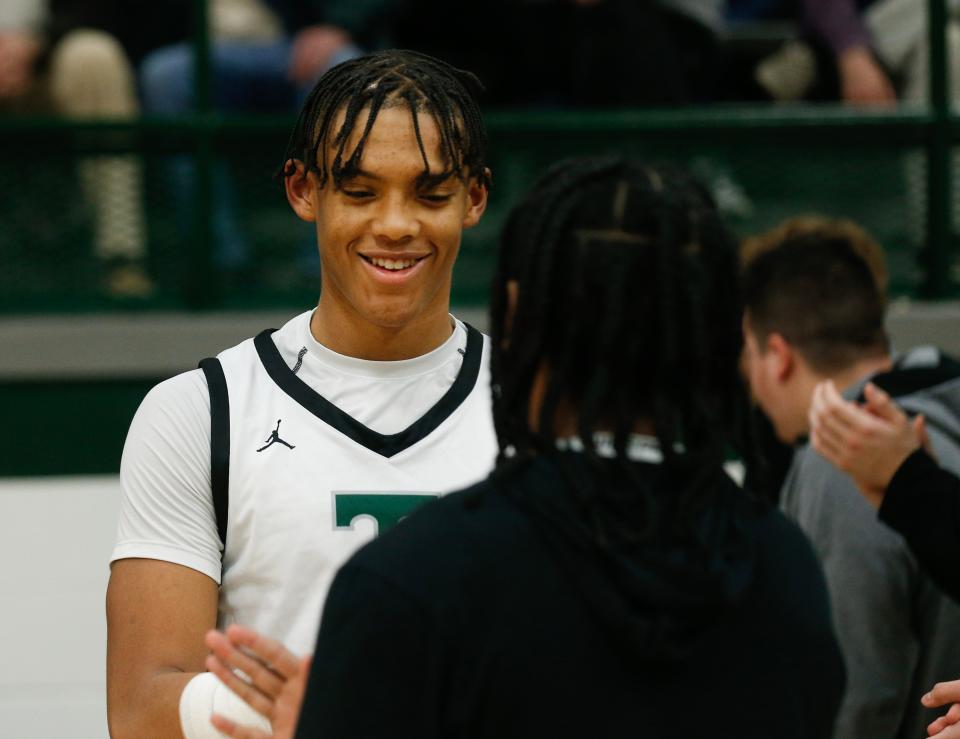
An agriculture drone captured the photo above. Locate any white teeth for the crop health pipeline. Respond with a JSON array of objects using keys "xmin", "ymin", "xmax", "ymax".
[{"xmin": 370, "ymin": 257, "xmax": 416, "ymax": 270}]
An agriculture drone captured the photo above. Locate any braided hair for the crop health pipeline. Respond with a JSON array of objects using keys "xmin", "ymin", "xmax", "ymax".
[
  {"xmin": 490, "ymin": 157, "xmax": 751, "ymax": 546},
  {"xmin": 279, "ymin": 49, "xmax": 490, "ymax": 191}
]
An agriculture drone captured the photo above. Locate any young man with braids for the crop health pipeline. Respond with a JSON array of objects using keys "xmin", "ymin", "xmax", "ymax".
[
  {"xmin": 204, "ymin": 158, "xmax": 845, "ymax": 739},
  {"xmin": 106, "ymin": 50, "xmax": 493, "ymax": 739}
]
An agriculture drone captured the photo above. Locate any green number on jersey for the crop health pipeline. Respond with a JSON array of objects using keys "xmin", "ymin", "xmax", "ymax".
[{"xmin": 334, "ymin": 493, "xmax": 439, "ymax": 535}]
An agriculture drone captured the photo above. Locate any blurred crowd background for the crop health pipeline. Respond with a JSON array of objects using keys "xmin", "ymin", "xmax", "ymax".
[
  {"xmin": 3, "ymin": 4, "xmax": 960, "ymax": 737},
  {"xmin": 2, "ymin": 0, "xmax": 960, "ymax": 482},
  {"xmin": 1, "ymin": 0, "xmax": 958, "ymax": 312}
]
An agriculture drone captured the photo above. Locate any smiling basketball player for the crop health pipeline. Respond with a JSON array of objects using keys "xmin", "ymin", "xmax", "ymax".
[{"xmin": 106, "ymin": 49, "xmax": 496, "ymax": 739}]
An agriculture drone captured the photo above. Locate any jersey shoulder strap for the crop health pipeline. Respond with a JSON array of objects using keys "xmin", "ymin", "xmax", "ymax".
[{"xmin": 199, "ymin": 357, "xmax": 230, "ymax": 556}]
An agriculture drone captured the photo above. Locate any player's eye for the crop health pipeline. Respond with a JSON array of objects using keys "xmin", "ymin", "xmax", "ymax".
[
  {"xmin": 419, "ymin": 193, "xmax": 453, "ymax": 204},
  {"xmin": 343, "ymin": 189, "xmax": 375, "ymax": 200}
]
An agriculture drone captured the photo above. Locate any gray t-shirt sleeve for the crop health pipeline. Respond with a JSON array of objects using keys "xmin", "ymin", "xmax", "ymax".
[
  {"xmin": 782, "ymin": 448, "xmax": 919, "ymax": 739},
  {"xmin": 110, "ymin": 369, "xmax": 222, "ymax": 584}
]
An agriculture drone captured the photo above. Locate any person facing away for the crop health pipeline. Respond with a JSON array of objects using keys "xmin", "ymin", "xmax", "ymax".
[
  {"xmin": 205, "ymin": 157, "xmax": 845, "ymax": 739},
  {"xmin": 740, "ymin": 217, "xmax": 960, "ymax": 739},
  {"xmin": 106, "ymin": 49, "xmax": 496, "ymax": 739}
]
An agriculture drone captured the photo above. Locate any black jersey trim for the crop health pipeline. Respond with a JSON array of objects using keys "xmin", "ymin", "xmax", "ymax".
[
  {"xmin": 254, "ymin": 323, "xmax": 484, "ymax": 458},
  {"xmin": 199, "ymin": 357, "xmax": 230, "ymax": 556}
]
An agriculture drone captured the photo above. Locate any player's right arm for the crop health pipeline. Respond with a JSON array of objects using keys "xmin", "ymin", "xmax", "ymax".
[
  {"xmin": 106, "ymin": 370, "xmax": 225, "ymax": 738},
  {"xmin": 107, "ymin": 559, "xmax": 218, "ymax": 738}
]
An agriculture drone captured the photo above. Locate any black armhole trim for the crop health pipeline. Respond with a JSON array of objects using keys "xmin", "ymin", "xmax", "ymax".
[
  {"xmin": 199, "ymin": 357, "xmax": 230, "ymax": 555},
  {"xmin": 254, "ymin": 323, "xmax": 484, "ymax": 458}
]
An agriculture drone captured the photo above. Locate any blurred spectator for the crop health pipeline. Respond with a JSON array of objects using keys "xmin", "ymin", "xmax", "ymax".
[
  {"xmin": 805, "ymin": 0, "xmax": 897, "ymax": 105},
  {"xmin": 305, "ymin": 0, "xmax": 725, "ymax": 106},
  {"xmin": 807, "ymin": 0, "xmax": 960, "ymax": 106},
  {"xmin": 141, "ymin": 0, "xmax": 728, "ymax": 282},
  {"xmin": 741, "ymin": 218, "xmax": 960, "ymax": 739},
  {"xmin": 141, "ymin": 0, "xmax": 362, "ymax": 115},
  {"xmin": 507, "ymin": 0, "xmax": 725, "ymax": 105},
  {"xmin": 739, "ymin": 0, "xmax": 960, "ymax": 105},
  {"xmin": 139, "ymin": 0, "xmax": 361, "ymax": 280},
  {"xmin": 730, "ymin": 0, "xmax": 960, "ymax": 254},
  {"xmin": 0, "ymin": 0, "xmax": 185, "ymax": 297}
]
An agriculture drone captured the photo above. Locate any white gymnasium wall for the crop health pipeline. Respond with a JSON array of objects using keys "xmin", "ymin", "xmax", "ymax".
[{"xmin": 0, "ymin": 476, "xmax": 120, "ymax": 739}]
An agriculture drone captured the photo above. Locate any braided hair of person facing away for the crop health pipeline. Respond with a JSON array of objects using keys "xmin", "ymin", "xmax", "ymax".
[
  {"xmin": 489, "ymin": 157, "xmax": 752, "ymax": 554},
  {"xmin": 279, "ymin": 48, "xmax": 490, "ymax": 191}
]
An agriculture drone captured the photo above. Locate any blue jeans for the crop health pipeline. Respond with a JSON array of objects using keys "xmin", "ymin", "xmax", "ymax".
[
  {"xmin": 140, "ymin": 40, "xmax": 312, "ymax": 113},
  {"xmin": 140, "ymin": 40, "xmax": 361, "ymax": 271}
]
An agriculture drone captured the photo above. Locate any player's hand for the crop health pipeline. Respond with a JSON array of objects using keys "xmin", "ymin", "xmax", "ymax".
[
  {"xmin": 924, "ymin": 680, "xmax": 960, "ymax": 737},
  {"xmin": 862, "ymin": 381, "xmax": 934, "ymax": 456},
  {"xmin": 205, "ymin": 625, "xmax": 311, "ymax": 739},
  {"xmin": 289, "ymin": 25, "xmax": 353, "ymax": 86},
  {"xmin": 809, "ymin": 380, "xmax": 924, "ymax": 507},
  {"xmin": 838, "ymin": 46, "xmax": 897, "ymax": 107},
  {"xmin": 0, "ymin": 32, "xmax": 41, "ymax": 98}
]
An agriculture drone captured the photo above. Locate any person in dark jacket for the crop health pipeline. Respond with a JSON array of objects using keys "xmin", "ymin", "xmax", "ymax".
[{"xmin": 203, "ymin": 157, "xmax": 845, "ymax": 739}]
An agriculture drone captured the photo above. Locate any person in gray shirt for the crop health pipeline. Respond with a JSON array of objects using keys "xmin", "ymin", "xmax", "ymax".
[{"xmin": 740, "ymin": 217, "xmax": 960, "ymax": 739}]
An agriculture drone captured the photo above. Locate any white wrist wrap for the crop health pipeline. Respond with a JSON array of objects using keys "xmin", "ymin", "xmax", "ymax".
[{"xmin": 179, "ymin": 672, "xmax": 272, "ymax": 739}]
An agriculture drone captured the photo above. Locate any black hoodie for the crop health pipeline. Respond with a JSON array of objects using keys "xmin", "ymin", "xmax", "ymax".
[{"xmin": 297, "ymin": 451, "xmax": 845, "ymax": 739}]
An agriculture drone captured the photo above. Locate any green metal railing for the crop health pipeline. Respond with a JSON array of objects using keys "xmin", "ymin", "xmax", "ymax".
[{"xmin": 0, "ymin": 0, "xmax": 956, "ymax": 308}]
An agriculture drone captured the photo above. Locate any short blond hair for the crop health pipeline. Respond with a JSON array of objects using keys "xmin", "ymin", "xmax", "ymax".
[
  {"xmin": 741, "ymin": 216, "xmax": 890, "ymax": 373},
  {"xmin": 741, "ymin": 216, "xmax": 888, "ymax": 304}
]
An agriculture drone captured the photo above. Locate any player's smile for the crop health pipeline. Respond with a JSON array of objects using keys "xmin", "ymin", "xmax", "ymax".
[{"xmin": 357, "ymin": 251, "xmax": 432, "ymax": 284}]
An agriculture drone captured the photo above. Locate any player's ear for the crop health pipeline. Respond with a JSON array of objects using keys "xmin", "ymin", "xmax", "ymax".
[
  {"xmin": 767, "ymin": 333, "xmax": 795, "ymax": 383},
  {"xmin": 462, "ymin": 169, "xmax": 490, "ymax": 230},
  {"xmin": 285, "ymin": 159, "xmax": 317, "ymax": 223}
]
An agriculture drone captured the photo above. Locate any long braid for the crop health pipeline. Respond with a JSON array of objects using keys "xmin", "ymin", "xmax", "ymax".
[
  {"xmin": 491, "ymin": 157, "xmax": 752, "ymax": 550},
  {"xmin": 500, "ymin": 161, "xmax": 634, "ymax": 456}
]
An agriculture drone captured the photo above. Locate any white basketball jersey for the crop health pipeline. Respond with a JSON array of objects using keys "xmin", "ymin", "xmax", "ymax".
[{"xmin": 209, "ymin": 322, "xmax": 497, "ymax": 654}]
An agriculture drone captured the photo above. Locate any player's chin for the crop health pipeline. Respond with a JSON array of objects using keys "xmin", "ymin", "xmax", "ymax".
[{"xmin": 362, "ymin": 298, "xmax": 429, "ymax": 330}]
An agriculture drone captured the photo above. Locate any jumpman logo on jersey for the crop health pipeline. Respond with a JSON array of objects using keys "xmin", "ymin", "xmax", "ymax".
[{"xmin": 256, "ymin": 420, "xmax": 296, "ymax": 452}]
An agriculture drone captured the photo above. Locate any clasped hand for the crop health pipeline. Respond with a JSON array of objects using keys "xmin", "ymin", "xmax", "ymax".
[{"xmin": 204, "ymin": 625, "xmax": 310, "ymax": 739}]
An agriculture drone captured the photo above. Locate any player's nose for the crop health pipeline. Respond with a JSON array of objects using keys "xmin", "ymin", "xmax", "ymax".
[{"xmin": 371, "ymin": 195, "xmax": 420, "ymax": 243}]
